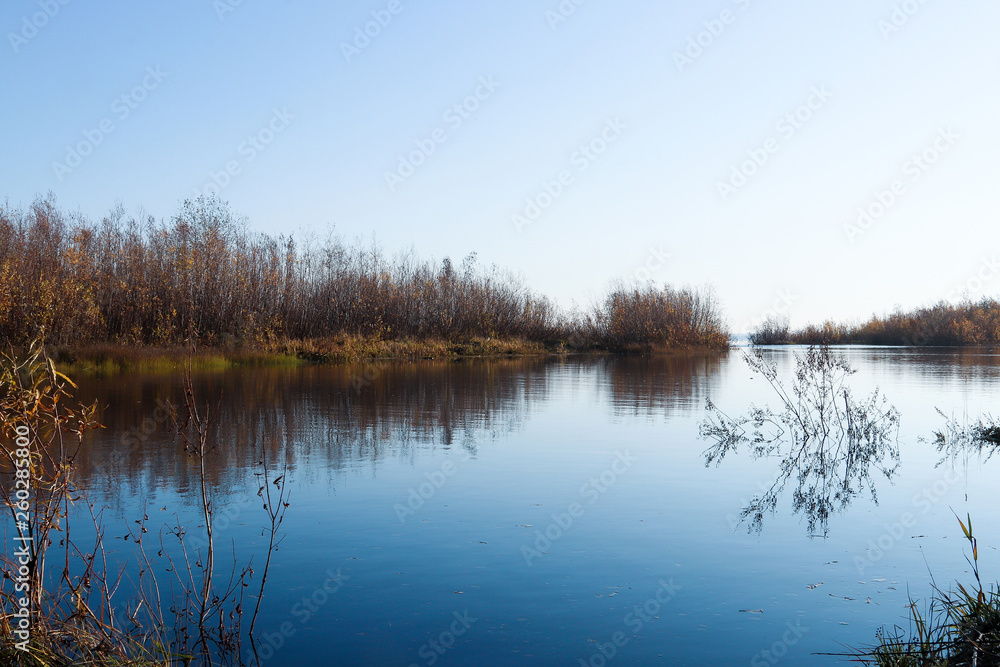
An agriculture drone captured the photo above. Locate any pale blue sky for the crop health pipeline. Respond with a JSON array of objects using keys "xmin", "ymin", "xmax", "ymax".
[{"xmin": 3, "ymin": 0, "xmax": 998, "ymax": 331}]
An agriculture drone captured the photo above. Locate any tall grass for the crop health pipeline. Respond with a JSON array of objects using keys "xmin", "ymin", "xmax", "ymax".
[
  {"xmin": 856, "ymin": 515, "xmax": 1000, "ymax": 666},
  {"xmin": 0, "ymin": 341, "xmax": 286, "ymax": 665},
  {"xmin": 0, "ymin": 194, "xmax": 728, "ymax": 354}
]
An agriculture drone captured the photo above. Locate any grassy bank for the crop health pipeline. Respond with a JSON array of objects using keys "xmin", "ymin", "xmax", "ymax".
[{"xmin": 48, "ymin": 335, "xmax": 733, "ymax": 376}]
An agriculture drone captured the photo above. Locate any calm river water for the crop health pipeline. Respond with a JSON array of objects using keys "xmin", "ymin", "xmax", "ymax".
[{"xmin": 69, "ymin": 346, "xmax": 1000, "ymax": 666}]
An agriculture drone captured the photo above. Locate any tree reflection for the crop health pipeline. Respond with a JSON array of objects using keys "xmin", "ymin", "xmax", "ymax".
[
  {"xmin": 932, "ymin": 409, "xmax": 1000, "ymax": 466},
  {"xmin": 71, "ymin": 358, "xmax": 551, "ymax": 502},
  {"xmin": 603, "ymin": 354, "xmax": 726, "ymax": 420},
  {"xmin": 700, "ymin": 346, "xmax": 901, "ymax": 536},
  {"xmin": 69, "ymin": 354, "xmax": 722, "ymax": 508}
]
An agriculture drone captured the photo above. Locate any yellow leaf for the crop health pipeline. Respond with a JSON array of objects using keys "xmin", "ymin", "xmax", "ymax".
[{"xmin": 54, "ymin": 371, "xmax": 77, "ymax": 389}]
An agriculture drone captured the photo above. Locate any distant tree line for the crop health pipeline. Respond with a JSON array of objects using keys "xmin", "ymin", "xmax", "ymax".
[
  {"xmin": 750, "ymin": 302, "xmax": 1000, "ymax": 347},
  {"xmin": 0, "ymin": 195, "xmax": 729, "ymax": 352}
]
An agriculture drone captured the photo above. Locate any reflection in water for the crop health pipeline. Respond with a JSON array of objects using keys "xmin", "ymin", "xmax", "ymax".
[
  {"xmin": 73, "ymin": 355, "xmax": 721, "ymax": 506},
  {"xmin": 75, "ymin": 359, "xmax": 551, "ymax": 503},
  {"xmin": 28, "ymin": 347, "xmax": 1000, "ymax": 665},
  {"xmin": 932, "ymin": 409, "xmax": 1000, "ymax": 466},
  {"xmin": 871, "ymin": 347, "xmax": 1000, "ymax": 386},
  {"xmin": 601, "ymin": 354, "xmax": 727, "ymax": 420},
  {"xmin": 700, "ymin": 346, "xmax": 901, "ymax": 536}
]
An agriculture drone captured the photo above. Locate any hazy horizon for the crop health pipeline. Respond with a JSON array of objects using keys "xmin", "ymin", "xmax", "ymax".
[{"xmin": 3, "ymin": 0, "xmax": 998, "ymax": 332}]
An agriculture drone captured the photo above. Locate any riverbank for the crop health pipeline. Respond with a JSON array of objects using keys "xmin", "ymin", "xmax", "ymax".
[
  {"xmin": 47, "ymin": 336, "xmax": 732, "ymax": 375},
  {"xmin": 46, "ymin": 337, "xmax": 545, "ymax": 375}
]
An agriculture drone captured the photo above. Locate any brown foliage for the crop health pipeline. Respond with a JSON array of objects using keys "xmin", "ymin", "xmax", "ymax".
[
  {"xmin": 789, "ymin": 300, "xmax": 1000, "ymax": 346},
  {"xmin": 587, "ymin": 282, "xmax": 728, "ymax": 351},
  {"xmin": 0, "ymin": 195, "xmax": 561, "ymax": 347},
  {"xmin": 0, "ymin": 194, "xmax": 730, "ymax": 353}
]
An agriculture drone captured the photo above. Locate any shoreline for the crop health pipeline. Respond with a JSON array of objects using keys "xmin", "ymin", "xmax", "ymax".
[
  {"xmin": 46, "ymin": 337, "xmax": 731, "ymax": 375},
  {"xmin": 43, "ymin": 337, "xmax": 1000, "ymax": 376}
]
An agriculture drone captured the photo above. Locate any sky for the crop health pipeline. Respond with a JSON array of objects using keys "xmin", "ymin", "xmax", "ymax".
[{"xmin": 2, "ymin": 0, "xmax": 999, "ymax": 333}]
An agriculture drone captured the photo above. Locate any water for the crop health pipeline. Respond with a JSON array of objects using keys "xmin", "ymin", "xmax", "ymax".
[{"xmin": 64, "ymin": 347, "xmax": 1000, "ymax": 665}]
